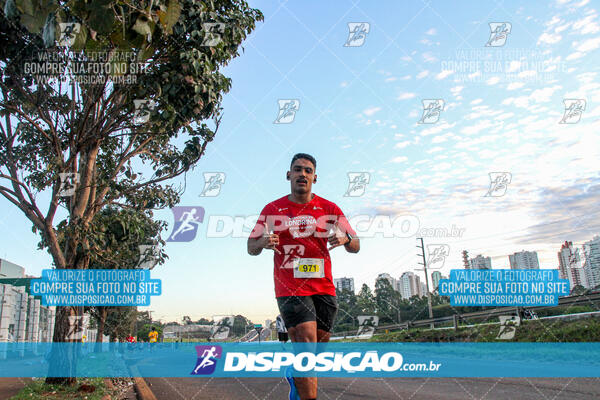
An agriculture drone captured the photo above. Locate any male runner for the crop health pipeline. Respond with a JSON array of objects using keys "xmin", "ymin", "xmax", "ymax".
[
  {"xmin": 148, "ymin": 327, "xmax": 159, "ymax": 343},
  {"xmin": 248, "ymin": 153, "xmax": 359, "ymax": 400}
]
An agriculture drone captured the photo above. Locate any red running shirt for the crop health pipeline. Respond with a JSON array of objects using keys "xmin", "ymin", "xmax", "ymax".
[{"xmin": 250, "ymin": 194, "xmax": 356, "ymax": 297}]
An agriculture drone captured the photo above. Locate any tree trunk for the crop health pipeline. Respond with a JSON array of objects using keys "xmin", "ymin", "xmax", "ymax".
[
  {"xmin": 45, "ymin": 305, "xmax": 77, "ymax": 386},
  {"xmin": 95, "ymin": 307, "xmax": 107, "ymax": 352},
  {"xmin": 45, "ymin": 234, "xmax": 91, "ymax": 385}
]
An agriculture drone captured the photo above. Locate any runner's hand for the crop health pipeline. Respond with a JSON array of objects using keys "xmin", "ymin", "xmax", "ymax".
[
  {"xmin": 260, "ymin": 229, "xmax": 281, "ymax": 254},
  {"xmin": 327, "ymin": 230, "xmax": 349, "ymax": 251}
]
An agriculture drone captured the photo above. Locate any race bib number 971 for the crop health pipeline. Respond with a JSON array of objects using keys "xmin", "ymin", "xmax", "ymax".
[{"xmin": 293, "ymin": 258, "xmax": 325, "ymax": 278}]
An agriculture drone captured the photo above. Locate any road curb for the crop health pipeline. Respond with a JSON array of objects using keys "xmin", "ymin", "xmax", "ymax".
[{"xmin": 134, "ymin": 377, "xmax": 158, "ymax": 400}]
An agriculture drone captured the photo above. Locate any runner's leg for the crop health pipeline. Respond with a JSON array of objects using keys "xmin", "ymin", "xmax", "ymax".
[
  {"xmin": 277, "ymin": 296, "xmax": 318, "ymax": 400},
  {"xmin": 288, "ymin": 321, "xmax": 318, "ymax": 400}
]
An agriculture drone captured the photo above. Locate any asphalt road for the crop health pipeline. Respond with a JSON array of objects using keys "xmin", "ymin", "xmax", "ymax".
[{"xmin": 144, "ymin": 377, "xmax": 600, "ymax": 399}]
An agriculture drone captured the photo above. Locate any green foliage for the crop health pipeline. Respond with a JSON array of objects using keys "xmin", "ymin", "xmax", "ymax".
[
  {"xmin": 0, "ymin": 0, "xmax": 263, "ymax": 269},
  {"xmin": 369, "ymin": 317, "xmax": 600, "ymax": 343},
  {"xmin": 0, "ymin": 1, "xmax": 262, "ymax": 356},
  {"xmin": 374, "ymin": 277, "xmax": 399, "ymax": 324},
  {"xmin": 12, "ymin": 377, "xmax": 113, "ymax": 400},
  {"xmin": 137, "ymin": 323, "xmax": 163, "ymax": 342},
  {"xmin": 335, "ymin": 288, "xmax": 357, "ymax": 326},
  {"xmin": 356, "ymin": 284, "xmax": 377, "ymax": 315}
]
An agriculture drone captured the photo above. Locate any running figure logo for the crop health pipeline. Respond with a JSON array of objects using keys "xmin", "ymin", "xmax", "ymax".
[
  {"xmin": 274, "ymin": 99, "xmax": 300, "ymax": 124},
  {"xmin": 201, "ymin": 23, "xmax": 226, "ymax": 46},
  {"xmin": 133, "ymin": 99, "xmax": 157, "ymax": 124},
  {"xmin": 58, "ymin": 172, "xmax": 79, "ymax": 197},
  {"xmin": 484, "ymin": 172, "xmax": 512, "ymax": 197},
  {"xmin": 496, "ymin": 315, "xmax": 520, "ymax": 340},
  {"xmin": 559, "ymin": 99, "xmax": 586, "ymax": 124},
  {"xmin": 344, "ymin": 172, "xmax": 370, "ymax": 197},
  {"xmin": 281, "ymin": 245, "xmax": 305, "ymax": 268},
  {"xmin": 137, "ymin": 244, "xmax": 160, "ymax": 269},
  {"xmin": 58, "ymin": 23, "xmax": 80, "ymax": 47},
  {"xmin": 344, "ymin": 22, "xmax": 370, "ymax": 47},
  {"xmin": 426, "ymin": 244, "xmax": 450, "ymax": 270},
  {"xmin": 418, "ymin": 99, "xmax": 444, "ymax": 124},
  {"xmin": 65, "ymin": 316, "xmax": 89, "ymax": 341},
  {"xmin": 167, "ymin": 207, "xmax": 205, "ymax": 242},
  {"xmin": 200, "ymin": 172, "xmax": 226, "ymax": 197},
  {"xmin": 485, "ymin": 22, "xmax": 511, "ymax": 47},
  {"xmin": 191, "ymin": 345, "xmax": 222, "ymax": 375}
]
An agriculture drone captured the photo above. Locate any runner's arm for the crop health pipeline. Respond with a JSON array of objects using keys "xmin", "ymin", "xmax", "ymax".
[{"xmin": 344, "ymin": 236, "xmax": 360, "ymax": 253}]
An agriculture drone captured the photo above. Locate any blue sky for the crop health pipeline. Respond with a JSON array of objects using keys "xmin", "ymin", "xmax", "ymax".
[{"xmin": 2, "ymin": 0, "xmax": 600, "ymax": 324}]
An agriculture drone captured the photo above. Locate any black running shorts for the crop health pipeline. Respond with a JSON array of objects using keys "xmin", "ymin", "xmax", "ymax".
[{"xmin": 276, "ymin": 295, "xmax": 338, "ymax": 332}]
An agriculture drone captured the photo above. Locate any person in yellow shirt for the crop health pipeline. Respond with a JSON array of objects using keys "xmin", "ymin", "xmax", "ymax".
[{"xmin": 148, "ymin": 327, "xmax": 159, "ymax": 343}]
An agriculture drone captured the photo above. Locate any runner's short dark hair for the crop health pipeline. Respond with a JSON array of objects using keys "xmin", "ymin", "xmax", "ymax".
[{"xmin": 290, "ymin": 153, "xmax": 316, "ymax": 170}]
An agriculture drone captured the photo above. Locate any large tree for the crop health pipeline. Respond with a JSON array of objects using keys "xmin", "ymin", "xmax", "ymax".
[
  {"xmin": 0, "ymin": 0, "xmax": 262, "ymax": 384},
  {"xmin": 77, "ymin": 207, "xmax": 167, "ymax": 348},
  {"xmin": 375, "ymin": 277, "xmax": 399, "ymax": 324},
  {"xmin": 356, "ymin": 283, "xmax": 377, "ymax": 315}
]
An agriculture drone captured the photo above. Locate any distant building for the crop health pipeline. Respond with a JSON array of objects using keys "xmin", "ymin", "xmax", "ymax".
[
  {"xmin": 376, "ymin": 273, "xmax": 396, "ymax": 291},
  {"xmin": 558, "ymin": 241, "xmax": 587, "ymax": 290},
  {"xmin": 468, "ymin": 254, "xmax": 492, "ymax": 269},
  {"xmin": 431, "ymin": 271, "xmax": 443, "ymax": 290},
  {"xmin": 583, "ymin": 236, "xmax": 600, "ymax": 290},
  {"xmin": 0, "ymin": 259, "xmax": 55, "ymax": 343},
  {"xmin": 0, "ymin": 259, "xmax": 25, "ymax": 279},
  {"xmin": 334, "ymin": 277, "xmax": 355, "ymax": 293},
  {"xmin": 509, "ymin": 250, "xmax": 540, "ymax": 270},
  {"xmin": 420, "ymin": 282, "xmax": 427, "ymax": 297},
  {"xmin": 399, "ymin": 272, "xmax": 421, "ymax": 300}
]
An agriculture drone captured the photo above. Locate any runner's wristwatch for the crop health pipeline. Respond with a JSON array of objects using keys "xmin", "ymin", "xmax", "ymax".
[{"xmin": 345, "ymin": 232, "xmax": 354, "ymax": 243}]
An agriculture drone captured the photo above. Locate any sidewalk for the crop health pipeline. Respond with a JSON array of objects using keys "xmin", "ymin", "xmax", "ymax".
[{"xmin": 0, "ymin": 377, "xmax": 32, "ymax": 399}]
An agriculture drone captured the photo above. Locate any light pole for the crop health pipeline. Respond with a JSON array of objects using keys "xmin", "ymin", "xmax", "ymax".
[{"xmin": 416, "ymin": 237, "xmax": 434, "ymax": 329}]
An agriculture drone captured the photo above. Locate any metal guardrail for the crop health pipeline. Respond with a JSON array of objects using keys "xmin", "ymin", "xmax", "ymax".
[{"xmin": 333, "ymin": 293, "xmax": 600, "ymax": 337}]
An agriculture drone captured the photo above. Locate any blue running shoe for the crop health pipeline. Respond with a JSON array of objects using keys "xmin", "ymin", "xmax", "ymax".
[{"xmin": 285, "ymin": 367, "xmax": 300, "ymax": 400}]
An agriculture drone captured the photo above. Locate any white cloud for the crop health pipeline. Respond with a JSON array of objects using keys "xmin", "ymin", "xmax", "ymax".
[
  {"xmin": 391, "ymin": 156, "xmax": 408, "ymax": 163},
  {"xmin": 531, "ymin": 85, "xmax": 562, "ymax": 102},
  {"xmin": 575, "ymin": 37, "xmax": 600, "ymax": 52},
  {"xmin": 470, "ymin": 98, "xmax": 483, "ymax": 105},
  {"xmin": 436, "ymin": 70, "xmax": 454, "ymax": 80},
  {"xmin": 419, "ymin": 122, "xmax": 456, "ymax": 137},
  {"xmin": 397, "ymin": 92, "xmax": 416, "ymax": 100},
  {"xmin": 460, "ymin": 120, "xmax": 493, "ymax": 135},
  {"xmin": 546, "ymin": 16, "xmax": 561, "ymax": 26},
  {"xmin": 395, "ymin": 140, "xmax": 412, "ymax": 149},
  {"xmin": 555, "ymin": 22, "xmax": 571, "ymax": 33},
  {"xmin": 486, "ymin": 76, "xmax": 500, "ymax": 85},
  {"xmin": 468, "ymin": 70, "xmax": 481, "ymax": 80},
  {"xmin": 450, "ymin": 86, "xmax": 464, "ymax": 96},
  {"xmin": 425, "ymin": 28, "xmax": 437, "ymax": 35},
  {"xmin": 507, "ymin": 82, "xmax": 525, "ymax": 90},
  {"xmin": 363, "ymin": 106, "xmax": 381, "ymax": 116},
  {"xmin": 385, "ymin": 77, "xmax": 397, "ymax": 82},
  {"xmin": 423, "ymin": 52, "xmax": 437, "ymax": 63},
  {"xmin": 416, "ymin": 70, "xmax": 429, "ymax": 79},
  {"xmin": 431, "ymin": 162, "xmax": 452, "ymax": 172},
  {"xmin": 518, "ymin": 70, "xmax": 537, "ymax": 78},
  {"xmin": 566, "ymin": 52, "xmax": 584, "ymax": 60},
  {"xmin": 572, "ymin": 13, "xmax": 600, "ymax": 34},
  {"xmin": 340, "ymin": 81, "xmax": 348, "ymax": 88},
  {"xmin": 495, "ymin": 112, "xmax": 514, "ymax": 120},
  {"xmin": 431, "ymin": 132, "xmax": 455, "ymax": 144},
  {"xmin": 426, "ymin": 146, "xmax": 444, "ymax": 154},
  {"xmin": 506, "ymin": 61, "xmax": 522, "ymax": 73},
  {"xmin": 538, "ymin": 32, "xmax": 562, "ymax": 45}
]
